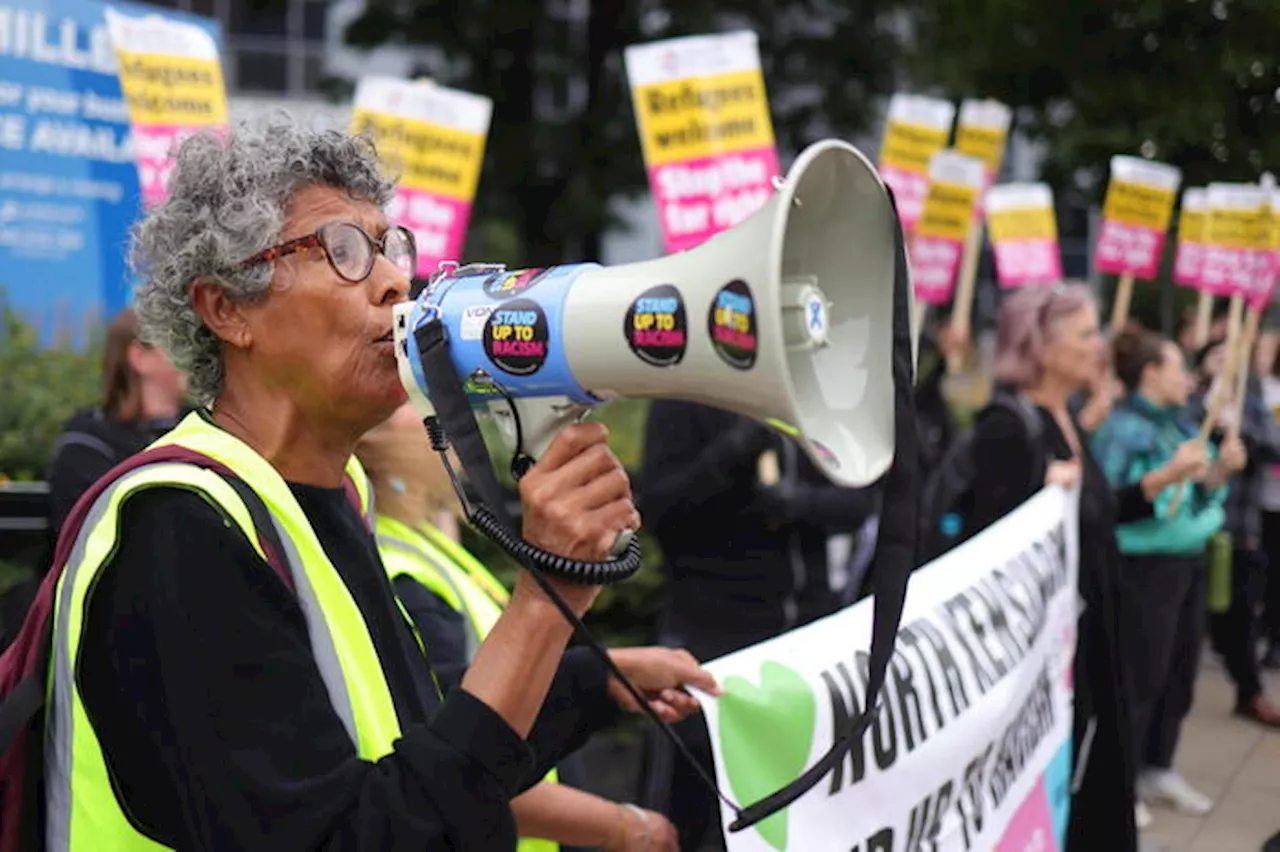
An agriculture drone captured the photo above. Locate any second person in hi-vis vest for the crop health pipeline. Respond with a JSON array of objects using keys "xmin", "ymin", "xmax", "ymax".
[{"xmin": 357, "ymin": 403, "xmax": 715, "ymax": 851}]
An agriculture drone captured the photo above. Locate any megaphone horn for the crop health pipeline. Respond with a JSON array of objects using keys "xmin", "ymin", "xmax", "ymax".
[{"xmin": 394, "ymin": 138, "xmax": 900, "ymax": 490}]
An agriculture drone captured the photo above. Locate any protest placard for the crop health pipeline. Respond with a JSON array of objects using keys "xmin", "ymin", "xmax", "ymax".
[
  {"xmin": 986, "ymin": 183, "xmax": 1063, "ymax": 287},
  {"xmin": 877, "ymin": 94, "xmax": 955, "ymax": 232},
  {"xmin": 1173, "ymin": 188, "xmax": 1209, "ymax": 289},
  {"xmin": 103, "ymin": 4, "xmax": 228, "ymax": 210},
  {"xmin": 700, "ymin": 487, "xmax": 1080, "ymax": 852},
  {"xmin": 351, "ymin": 76, "xmax": 492, "ymax": 279},
  {"xmin": 910, "ymin": 150, "xmax": 985, "ymax": 305},
  {"xmin": 624, "ymin": 31, "xmax": 780, "ymax": 254},
  {"xmin": 1094, "ymin": 156, "xmax": 1182, "ymax": 281}
]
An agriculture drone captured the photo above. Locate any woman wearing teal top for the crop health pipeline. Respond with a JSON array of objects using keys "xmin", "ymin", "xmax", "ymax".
[
  {"xmin": 357, "ymin": 403, "xmax": 714, "ymax": 851},
  {"xmin": 1091, "ymin": 329, "xmax": 1247, "ymax": 819}
]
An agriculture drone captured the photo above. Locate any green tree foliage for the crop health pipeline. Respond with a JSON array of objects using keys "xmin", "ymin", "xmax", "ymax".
[
  {"xmin": 342, "ymin": 0, "xmax": 910, "ymax": 265},
  {"xmin": 909, "ymin": 0, "xmax": 1280, "ymax": 331},
  {"xmin": 909, "ymin": 0, "xmax": 1280, "ymax": 200},
  {"xmin": 0, "ymin": 298, "xmax": 101, "ymax": 481}
]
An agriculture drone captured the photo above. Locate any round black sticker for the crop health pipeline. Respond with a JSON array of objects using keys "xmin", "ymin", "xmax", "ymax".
[
  {"xmin": 483, "ymin": 267, "xmax": 549, "ymax": 299},
  {"xmin": 624, "ymin": 284, "xmax": 687, "ymax": 367},
  {"xmin": 707, "ymin": 279, "xmax": 758, "ymax": 370},
  {"xmin": 483, "ymin": 298, "xmax": 548, "ymax": 376}
]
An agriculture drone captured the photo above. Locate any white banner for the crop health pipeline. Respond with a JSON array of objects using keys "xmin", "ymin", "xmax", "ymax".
[{"xmin": 699, "ymin": 486, "xmax": 1080, "ymax": 852}]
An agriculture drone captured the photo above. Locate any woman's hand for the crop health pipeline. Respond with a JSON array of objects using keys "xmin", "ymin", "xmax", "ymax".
[
  {"xmin": 605, "ymin": 804, "xmax": 679, "ymax": 852},
  {"xmin": 606, "ymin": 647, "xmax": 721, "ymax": 723},
  {"xmin": 1220, "ymin": 435, "xmax": 1248, "ymax": 474},
  {"xmin": 1045, "ymin": 460, "xmax": 1082, "ymax": 489},
  {"xmin": 516, "ymin": 423, "xmax": 640, "ymax": 616},
  {"xmin": 1170, "ymin": 439, "xmax": 1211, "ymax": 482}
]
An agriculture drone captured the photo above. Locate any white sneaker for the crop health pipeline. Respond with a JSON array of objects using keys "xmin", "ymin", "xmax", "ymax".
[
  {"xmin": 1135, "ymin": 801, "xmax": 1153, "ymax": 830},
  {"xmin": 1139, "ymin": 770, "xmax": 1214, "ymax": 816}
]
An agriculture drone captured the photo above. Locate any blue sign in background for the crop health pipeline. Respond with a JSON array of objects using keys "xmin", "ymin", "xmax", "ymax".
[{"xmin": 0, "ymin": 0, "xmax": 222, "ymax": 347}]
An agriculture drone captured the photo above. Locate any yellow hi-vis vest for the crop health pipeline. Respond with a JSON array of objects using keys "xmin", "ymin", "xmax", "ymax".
[
  {"xmin": 375, "ymin": 515, "xmax": 559, "ymax": 852},
  {"xmin": 43, "ymin": 412, "xmax": 404, "ymax": 851}
]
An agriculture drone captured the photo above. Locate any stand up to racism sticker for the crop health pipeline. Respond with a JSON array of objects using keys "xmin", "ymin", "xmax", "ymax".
[
  {"xmin": 483, "ymin": 298, "xmax": 549, "ymax": 376},
  {"xmin": 625, "ymin": 284, "xmax": 688, "ymax": 366},
  {"xmin": 708, "ymin": 279, "xmax": 758, "ymax": 369}
]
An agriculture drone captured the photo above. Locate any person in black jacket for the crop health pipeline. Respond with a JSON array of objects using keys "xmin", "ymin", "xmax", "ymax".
[
  {"xmin": 45, "ymin": 307, "xmax": 188, "ymax": 537},
  {"xmin": 1187, "ymin": 339, "xmax": 1280, "ymax": 728},
  {"xmin": 968, "ymin": 284, "xmax": 1207, "ymax": 848},
  {"xmin": 637, "ymin": 399, "xmax": 876, "ymax": 850}
]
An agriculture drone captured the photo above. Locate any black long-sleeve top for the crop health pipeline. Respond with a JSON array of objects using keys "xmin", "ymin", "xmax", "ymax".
[
  {"xmin": 77, "ymin": 483, "xmax": 610, "ymax": 851},
  {"xmin": 968, "ymin": 402, "xmax": 1146, "ymax": 852},
  {"xmin": 639, "ymin": 400, "xmax": 875, "ymax": 657}
]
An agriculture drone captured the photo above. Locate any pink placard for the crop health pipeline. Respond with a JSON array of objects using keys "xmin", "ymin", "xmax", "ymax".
[
  {"xmin": 1094, "ymin": 219, "xmax": 1167, "ymax": 280},
  {"xmin": 995, "ymin": 776, "xmax": 1060, "ymax": 852},
  {"xmin": 878, "ymin": 165, "xmax": 930, "ymax": 231},
  {"xmin": 1200, "ymin": 245, "xmax": 1259, "ymax": 297},
  {"xmin": 994, "ymin": 239, "xmax": 1063, "ymax": 288},
  {"xmin": 909, "ymin": 234, "xmax": 964, "ymax": 305},
  {"xmin": 650, "ymin": 148, "xmax": 781, "ymax": 254},
  {"xmin": 134, "ymin": 124, "xmax": 224, "ymax": 209},
  {"xmin": 1173, "ymin": 240, "xmax": 1206, "ymax": 289},
  {"xmin": 388, "ymin": 189, "xmax": 474, "ymax": 279}
]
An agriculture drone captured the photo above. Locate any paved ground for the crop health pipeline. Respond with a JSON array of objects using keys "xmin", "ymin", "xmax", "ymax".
[{"xmin": 1141, "ymin": 656, "xmax": 1280, "ymax": 852}]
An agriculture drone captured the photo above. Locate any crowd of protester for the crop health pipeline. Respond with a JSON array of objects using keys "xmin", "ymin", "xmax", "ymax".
[{"xmin": 3, "ymin": 126, "xmax": 1278, "ymax": 849}]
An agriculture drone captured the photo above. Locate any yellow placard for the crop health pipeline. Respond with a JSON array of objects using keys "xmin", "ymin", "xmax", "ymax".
[
  {"xmin": 352, "ymin": 108, "xmax": 487, "ymax": 201},
  {"xmin": 988, "ymin": 207, "xmax": 1057, "ymax": 243},
  {"xmin": 631, "ymin": 69, "xmax": 775, "ymax": 167},
  {"xmin": 351, "ymin": 107, "xmax": 404, "ymax": 166},
  {"xmin": 954, "ymin": 125, "xmax": 1007, "ymax": 175},
  {"xmin": 113, "ymin": 50, "xmax": 227, "ymax": 127},
  {"xmin": 1102, "ymin": 179, "xmax": 1178, "ymax": 231},
  {"xmin": 1207, "ymin": 208, "xmax": 1265, "ymax": 251},
  {"xmin": 879, "ymin": 121, "xmax": 950, "ymax": 175},
  {"xmin": 397, "ymin": 117, "xmax": 486, "ymax": 200},
  {"xmin": 1265, "ymin": 207, "xmax": 1280, "ymax": 252},
  {"xmin": 916, "ymin": 181, "xmax": 979, "ymax": 241},
  {"xmin": 1177, "ymin": 207, "xmax": 1207, "ymax": 244}
]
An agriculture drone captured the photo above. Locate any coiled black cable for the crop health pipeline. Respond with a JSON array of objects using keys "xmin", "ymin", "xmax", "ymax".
[
  {"xmin": 424, "ymin": 415, "xmax": 643, "ymax": 585},
  {"xmin": 421, "ymin": 412, "xmax": 739, "ymax": 818},
  {"xmin": 468, "ymin": 504, "xmax": 642, "ymax": 584}
]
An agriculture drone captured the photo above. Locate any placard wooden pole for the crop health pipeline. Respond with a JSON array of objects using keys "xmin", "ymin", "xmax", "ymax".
[
  {"xmin": 1109, "ymin": 272, "xmax": 1137, "ymax": 336},
  {"xmin": 1168, "ymin": 294, "xmax": 1245, "ymax": 514},
  {"xmin": 946, "ymin": 219, "xmax": 984, "ymax": 374},
  {"xmin": 1230, "ymin": 306, "xmax": 1261, "ymax": 439},
  {"xmin": 1194, "ymin": 291, "xmax": 1214, "ymax": 349}
]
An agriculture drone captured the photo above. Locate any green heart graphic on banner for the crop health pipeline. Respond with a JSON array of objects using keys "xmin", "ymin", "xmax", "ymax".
[{"xmin": 718, "ymin": 661, "xmax": 817, "ymax": 851}]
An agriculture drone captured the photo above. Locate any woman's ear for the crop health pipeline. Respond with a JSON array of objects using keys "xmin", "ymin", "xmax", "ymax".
[{"xmin": 190, "ymin": 278, "xmax": 252, "ymax": 350}]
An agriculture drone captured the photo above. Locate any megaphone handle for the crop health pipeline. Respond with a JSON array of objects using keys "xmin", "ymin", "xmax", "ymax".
[{"xmin": 503, "ymin": 397, "xmax": 594, "ymax": 464}]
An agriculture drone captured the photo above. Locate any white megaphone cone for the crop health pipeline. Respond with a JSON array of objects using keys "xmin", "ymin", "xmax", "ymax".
[{"xmin": 394, "ymin": 138, "xmax": 900, "ymax": 488}]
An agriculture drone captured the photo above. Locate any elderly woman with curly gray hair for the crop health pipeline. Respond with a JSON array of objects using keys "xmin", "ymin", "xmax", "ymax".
[{"xmin": 38, "ymin": 119, "xmax": 710, "ymax": 852}]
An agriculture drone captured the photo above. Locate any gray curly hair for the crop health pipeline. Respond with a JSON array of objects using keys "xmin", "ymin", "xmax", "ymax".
[{"xmin": 130, "ymin": 116, "xmax": 397, "ymax": 406}]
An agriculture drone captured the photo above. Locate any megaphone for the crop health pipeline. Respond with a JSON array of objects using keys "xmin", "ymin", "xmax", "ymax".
[
  {"xmin": 394, "ymin": 138, "xmax": 900, "ymax": 489},
  {"xmin": 392, "ymin": 138, "xmax": 920, "ymax": 834}
]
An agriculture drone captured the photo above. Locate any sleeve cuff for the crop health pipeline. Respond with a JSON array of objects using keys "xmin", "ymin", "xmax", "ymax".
[{"xmin": 431, "ymin": 688, "xmax": 534, "ymax": 797}]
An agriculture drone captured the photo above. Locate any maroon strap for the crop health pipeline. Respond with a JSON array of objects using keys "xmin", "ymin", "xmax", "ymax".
[{"xmin": 2, "ymin": 444, "xmax": 293, "ymax": 852}]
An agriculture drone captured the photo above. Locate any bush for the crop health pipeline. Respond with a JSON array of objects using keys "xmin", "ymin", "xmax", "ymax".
[{"xmin": 0, "ymin": 298, "xmax": 103, "ymax": 482}]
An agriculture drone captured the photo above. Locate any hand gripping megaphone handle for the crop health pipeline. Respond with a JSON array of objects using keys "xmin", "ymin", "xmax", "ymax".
[{"xmin": 412, "ymin": 312, "xmax": 643, "ymax": 586}]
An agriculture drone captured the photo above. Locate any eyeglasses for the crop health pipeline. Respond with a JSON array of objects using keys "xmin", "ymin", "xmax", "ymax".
[{"xmin": 240, "ymin": 221, "xmax": 417, "ymax": 283}]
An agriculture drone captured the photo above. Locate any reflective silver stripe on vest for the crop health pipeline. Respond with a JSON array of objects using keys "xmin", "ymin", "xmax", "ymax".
[
  {"xmin": 45, "ymin": 467, "xmax": 359, "ymax": 851},
  {"xmin": 378, "ymin": 533, "xmax": 483, "ymax": 662}
]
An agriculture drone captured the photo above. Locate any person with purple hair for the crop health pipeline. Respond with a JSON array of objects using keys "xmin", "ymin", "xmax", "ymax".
[{"xmin": 966, "ymin": 284, "xmax": 1208, "ymax": 850}]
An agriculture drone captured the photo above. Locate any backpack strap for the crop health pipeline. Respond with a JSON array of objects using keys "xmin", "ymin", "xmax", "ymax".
[{"xmin": 990, "ymin": 391, "xmax": 1050, "ymax": 482}]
